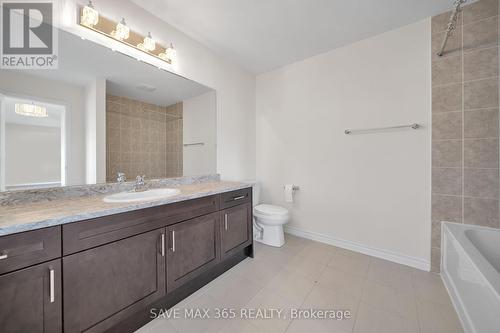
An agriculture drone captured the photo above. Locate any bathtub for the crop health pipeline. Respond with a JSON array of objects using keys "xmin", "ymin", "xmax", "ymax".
[{"xmin": 442, "ymin": 222, "xmax": 500, "ymax": 333}]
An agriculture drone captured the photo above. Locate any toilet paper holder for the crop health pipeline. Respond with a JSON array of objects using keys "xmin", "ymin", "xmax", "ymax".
[{"xmin": 284, "ymin": 185, "xmax": 300, "ymax": 191}]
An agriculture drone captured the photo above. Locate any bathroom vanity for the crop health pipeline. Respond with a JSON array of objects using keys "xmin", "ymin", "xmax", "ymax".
[
  {"xmin": 0, "ymin": 15, "xmax": 239, "ymax": 332},
  {"xmin": 0, "ymin": 184, "xmax": 253, "ymax": 333}
]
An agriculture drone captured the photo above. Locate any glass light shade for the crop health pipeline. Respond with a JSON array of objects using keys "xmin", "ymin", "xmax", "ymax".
[
  {"xmin": 81, "ymin": 1, "xmax": 99, "ymax": 27},
  {"xmin": 15, "ymin": 103, "xmax": 48, "ymax": 118},
  {"xmin": 159, "ymin": 43, "xmax": 176, "ymax": 63},
  {"xmin": 142, "ymin": 32, "xmax": 155, "ymax": 51},
  {"xmin": 111, "ymin": 18, "xmax": 129, "ymax": 41}
]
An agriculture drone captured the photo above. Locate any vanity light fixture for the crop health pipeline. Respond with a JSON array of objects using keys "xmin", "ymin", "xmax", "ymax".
[
  {"xmin": 15, "ymin": 103, "xmax": 48, "ymax": 118},
  {"xmin": 78, "ymin": 4, "xmax": 174, "ymax": 65},
  {"xmin": 80, "ymin": 1, "xmax": 99, "ymax": 27},
  {"xmin": 138, "ymin": 32, "xmax": 155, "ymax": 52},
  {"xmin": 159, "ymin": 43, "xmax": 176, "ymax": 64},
  {"xmin": 111, "ymin": 18, "xmax": 130, "ymax": 41}
]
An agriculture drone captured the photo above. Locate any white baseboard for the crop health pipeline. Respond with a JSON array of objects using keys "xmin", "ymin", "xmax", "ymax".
[{"xmin": 284, "ymin": 225, "xmax": 431, "ymax": 271}]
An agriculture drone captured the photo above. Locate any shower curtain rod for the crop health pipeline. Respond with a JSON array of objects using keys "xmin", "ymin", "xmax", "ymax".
[{"xmin": 437, "ymin": 0, "xmax": 467, "ymax": 57}]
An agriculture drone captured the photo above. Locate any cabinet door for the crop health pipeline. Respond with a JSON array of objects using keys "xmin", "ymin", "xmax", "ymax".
[
  {"xmin": 63, "ymin": 228, "xmax": 166, "ymax": 333},
  {"xmin": 0, "ymin": 259, "xmax": 62, "ymax": 333},
  {"xmin": 220, "ymin": 203, "xmax": 252, "ymax": 260},
  {"xmin": 166, "ymin": 212, "xmax": 220, "ymax": 292}
]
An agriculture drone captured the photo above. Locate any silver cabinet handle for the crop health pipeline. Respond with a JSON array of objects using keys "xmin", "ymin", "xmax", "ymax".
[
  {"xmin": 161, "ymin": 233, "xmax": 165, "ymax": 257},
  {"xmin": 0, "ymin": 253, "xmax": 7, "ymax": 260},
  {"xmin": 233, "ymin": 195, "xmax": 246, "ymax": 201},
  {"xmin": 171, "ymin": 231, "xmax": 175, "ymax": 252},
  {"xmin": 49, "ymin": 269, "xmax": 55, "ymax": 303},
  {"xmin": 224, "ymin": 214, "xmax": 228, "ymax": 230}
]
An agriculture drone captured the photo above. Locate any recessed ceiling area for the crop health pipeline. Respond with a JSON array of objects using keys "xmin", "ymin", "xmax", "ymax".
[{"xmin": 132, "ymin": 0, "xmax": 461, "ymax": 74}]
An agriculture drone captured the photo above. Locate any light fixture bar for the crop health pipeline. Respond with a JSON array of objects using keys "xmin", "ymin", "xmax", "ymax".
[
  {"xmin": 15, "ymin": 103, "xmax": 48, "ymax": 118},
  {"xmin": 78, "ymin": 6, "xmax": 174, "ymax": 65}
]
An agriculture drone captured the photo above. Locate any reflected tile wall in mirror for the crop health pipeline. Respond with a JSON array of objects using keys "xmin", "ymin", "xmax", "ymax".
[{"xmin": 106, "ymin": 95, "xmax": 183, "ymax": 181}]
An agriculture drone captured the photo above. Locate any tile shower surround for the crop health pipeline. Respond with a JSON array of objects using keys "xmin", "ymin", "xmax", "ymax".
[
  {"xmin": 431, "ymin": 0, "xmax": 500, "ymax": 272},
  {"xmin": 106, "ymin": 95, "xmax": 183, "ymax": 181}
]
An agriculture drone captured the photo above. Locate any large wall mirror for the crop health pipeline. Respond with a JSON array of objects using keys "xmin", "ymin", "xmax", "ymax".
[{"xmin": 0, "ymin": 28, "xmax": 216, "ymax": 191}]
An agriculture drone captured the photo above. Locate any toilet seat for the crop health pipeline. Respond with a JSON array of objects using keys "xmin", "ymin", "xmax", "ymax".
[{"xmin": 254, "ymin": 204, "xmax": 288, "ymax": 217}]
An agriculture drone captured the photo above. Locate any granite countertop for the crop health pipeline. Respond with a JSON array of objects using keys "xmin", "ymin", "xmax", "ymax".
[{"xmin": 0, "ymin": 181, "xmax": 250, "ymax": 236}]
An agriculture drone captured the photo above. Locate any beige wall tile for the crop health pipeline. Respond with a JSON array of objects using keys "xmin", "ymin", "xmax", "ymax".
[
  {"xmin": 464, "ymin": 77, "xmax": 499, "ymax": 110},
  {"xmin": 106, "ymin": 94, "xmax": 183, "ymax": 180},
  {"xmin": 432, "ymin": 140, "xmax": 463, "ymax": 167},
  {"xmin": 432, "ymin": 168, "xmax": 462, "ymax": 195},
  {"xmin": 431, "ymin": 247, "xmax": 442, "ymax": 273},
  {"xmin": 431, "ymin": 221, "xmax": 442, "ymax": 250},
  {"xmin": 464, "ymin": 168, "xmax": 499, "ymax": 198},
  {"xmin": 432, "ymin": 112, "xmax": 462, "ymax": 140},
  {"xmin": 432, "ymin": 1, "xmax": 500, "ymax": 272},
  {"xmin": 464, "ymin": 138, "xmax": 499, "ymax": 168},
  {"xmin": 463, "ymin": 0, "xmax": 499, "ymax": 25},
  {"xmin": 106, "ymin": 111, "xmax": 120, "ymax": 130},
  {"xmin": 432, "ymin": 83, "xmax": 462, "ymax": 113},
  {"xmin": 432, "ymin": 11, "xmax": 462, "ymax": 34},
  {"xmin": 464, "ymin": 46, "xmax": 498, "ymax": 81},
  {"xmin": 432, "ymin": 55, "xmax": 463, "ymax": 85},
  {"xmin": 432, "ymin": 30, "xmax": 462, "ymax": 59},
  {"xmin": 463, "ymin": 16, "xmax": 499, "ymax": 51},
  {"xmin": 464, "ymin": 109, "xmax": 499, "ymax": 138},
  {"xmin": 464, "ymin": 197, "xmax": 500, "ymax": 227},
  {"xmin": 432, "ymin": 194, "xmax": 463, "ymax": 223}
]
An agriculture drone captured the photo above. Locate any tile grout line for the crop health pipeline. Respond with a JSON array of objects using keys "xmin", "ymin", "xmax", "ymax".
[
  {"xmin": 350, "ymin": 258, "xmax": 373, "ymax": 333},
  {"xmin": 433, "ymin": 137, "xmax": 500, "ymax": 141},
  {"xmin": 432, "ymin": 75, "xmax": 499, "ymax": 89},
  {"xmin": 461, "ymin": 14, "xmax": 465, "ymax": 227},
  {"xmin": 432, "ymin": 12, "xmax": 500, "ymax": 36}
]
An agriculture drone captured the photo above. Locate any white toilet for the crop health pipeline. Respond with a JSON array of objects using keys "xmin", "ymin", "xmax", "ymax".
[{"xmin": 244, "ymin": 181, "xmax": 290, "ymax": 247}]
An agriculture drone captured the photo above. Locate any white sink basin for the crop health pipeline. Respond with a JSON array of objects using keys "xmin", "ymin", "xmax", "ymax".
[{"xmin": 103, "ymin": 188, "xmax": 180, "ymax": 203}]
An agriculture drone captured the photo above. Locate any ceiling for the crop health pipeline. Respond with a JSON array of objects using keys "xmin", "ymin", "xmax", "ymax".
[
  {"xmin": 18, "ymin": 29, "xmax": 212, "ymax": 106},
  {"xmin": 133, "ymin": 0, "xmax": 458, "ymax": 74}
]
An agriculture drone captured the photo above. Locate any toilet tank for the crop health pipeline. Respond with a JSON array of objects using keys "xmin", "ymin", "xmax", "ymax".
[{"xmin": 242, "ymin": 180, "xmax": 259, "ymax": 206}]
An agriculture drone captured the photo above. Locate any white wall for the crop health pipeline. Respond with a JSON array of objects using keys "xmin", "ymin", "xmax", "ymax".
[
  {"xmin": 85, "ymin": 78, "xmax": 106, "ymax": 184},
  {"xmin": 0, "ymin": 71, "xmax": 86, "ymax": 186},
  {"xmin": 183, "ymin": 91, "xmax": 217, "ymax": 176},
  {"xmin": 256, "ymin": 20, "xmax": 432, "ymax": 269},
  {"xmin": 61, "ymin": 0, "xmax": 256, "ymax": 180}
]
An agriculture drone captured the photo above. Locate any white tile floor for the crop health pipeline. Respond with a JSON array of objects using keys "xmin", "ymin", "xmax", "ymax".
[{"xmin": 136, "ymin": 235, "xmax": 463, "ymax": 333}]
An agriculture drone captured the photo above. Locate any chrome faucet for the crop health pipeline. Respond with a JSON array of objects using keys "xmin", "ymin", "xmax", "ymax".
[
  {"xmin": 134, "ymin": 175, "xmax": 147, "ymax": 192},
  {"xmin": 117, "ymin": 172, "xmax": 126, "ymax": 183}
]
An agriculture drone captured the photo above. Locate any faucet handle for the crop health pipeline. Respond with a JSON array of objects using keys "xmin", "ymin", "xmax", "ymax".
[
  {"xmin": 117, "ymin": 172, "xmax": 126, "ymax": 183},
  {"xmin": 136, "ymin": 175, "xmax": 145, "ymax": 183}
]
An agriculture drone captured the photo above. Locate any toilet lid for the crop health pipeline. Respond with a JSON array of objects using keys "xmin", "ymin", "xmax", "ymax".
[{"xmin": 254, "ymin": 204, "xmax": 288, "ymax": 216}]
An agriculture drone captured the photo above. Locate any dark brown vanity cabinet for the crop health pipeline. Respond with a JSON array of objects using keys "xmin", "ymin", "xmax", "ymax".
[
  {"xmin": 220, "ymin": 203, "xmax": 253, "ymax": 260},
  {"xmin": 0, "ymin": 259, "xmax": 62, "ymax": 333},
  {"xmin": 0, "ymin": 188, "xmax": 253, "ymax": 333},
  {"xmin": 63, "ymin": 228, "xmax": 166, "ymax": 333},
  {"xmin": 166, "ymin": 212, "xmax": 220, "ymax": 292}
]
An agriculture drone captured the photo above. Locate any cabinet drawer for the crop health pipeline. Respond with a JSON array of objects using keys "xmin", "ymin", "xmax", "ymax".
[
  {"xmin": 0, "ymin": 227, "xmax": 61, "ymax": 275},
  {"xmin": 220, "ymin": 188, "xmax": 252, "ymax": 209},
  {"xmin": 63, "ymin": 195, "xmax": 218, "ymax": 255}
]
